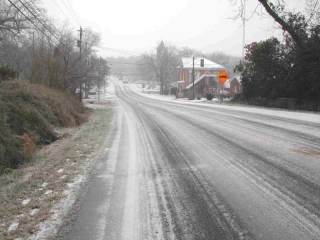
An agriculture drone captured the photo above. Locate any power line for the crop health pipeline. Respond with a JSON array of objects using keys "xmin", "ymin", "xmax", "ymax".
[
  {"xmin": 60, "ymin": 0, "xmax": 81, "ymax": 26},
  {"xmin": 66, "ymin": 0, "xmax": 82, "ymax": 25},
  {"xmin": 307, "ymin": 0, "xmax": 319, "ymax": 23},
  {"xmin": 16, "ymin": 0, "xmax": 60, "ymax": 42},
  {"xmin": 24, "ymin": 0, "xmax": 78, "ymax": 44},
  {"xmin": 100, "ymin": 46, "xmax": 139, "ymax": 55},
  {"xmin": 50, "ymin": 0, "xmax": 74, "ymax": 25},
  {"xmin": 6, "ymin": 0, "xmax": 54, "ymax": 43},
  {"xmin": 107, "ymin": 61, "xmax": 147, "ymax": 66}
]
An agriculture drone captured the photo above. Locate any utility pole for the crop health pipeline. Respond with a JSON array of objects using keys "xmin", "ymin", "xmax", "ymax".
[
  {"xmin": 98, "ymin": 57, "xmax": 102, "ymax": 103},
  {"xmin": 192, "ymin": 56, "xmax": 195, "ymax": 100},
  {"xmin": 32, "ymin": 32, "xmax": 35, "ymax": 58},
  {"xmin": 77, "ymin": 26, "xmax": 83, "ymax": 101},
  {"xmin": 31, "ymin": 31, "xmax": 35, "ymax": 82},
  {"xmin": 242, "ymin": 0, "xmax": 246, "ymax": 59}
]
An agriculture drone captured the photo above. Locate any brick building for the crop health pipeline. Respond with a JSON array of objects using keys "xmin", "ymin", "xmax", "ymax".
[{"xmin": 177, "ymin": 57, "xmax": 226, "ymax": 98}]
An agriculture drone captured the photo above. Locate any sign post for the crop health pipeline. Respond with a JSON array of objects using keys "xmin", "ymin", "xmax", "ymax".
[{"xmin": 218, "ymin": 70, "xmax": 229, "ymax": 103}]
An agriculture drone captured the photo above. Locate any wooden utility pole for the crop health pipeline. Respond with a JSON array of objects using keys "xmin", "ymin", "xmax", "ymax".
[
  {"xmin": 98, "ymin": 57, "xmax": 102, "ymax": 103},
  {"xmin": 32, "ymin": 32, "xmax": 35, "ymax": 57},
  {"xmin": 242, "ymin": 0, "xmax": 246, "ymax": 59},
  {"xmin": 192, "ymin": 56, "xmax": 195, "ymax": 100},
  {"xmin": 78, "ymin": 26, "xmax": 83, "ymax": 101},
  {"xmin": 31, "ymin": 32, "xmax": 35, "ymax": 82}
]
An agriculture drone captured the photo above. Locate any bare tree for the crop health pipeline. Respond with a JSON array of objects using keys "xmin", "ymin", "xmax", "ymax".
[{"xmin": 141, "ymin": 41, "xmax": 179, "ymax": 95}]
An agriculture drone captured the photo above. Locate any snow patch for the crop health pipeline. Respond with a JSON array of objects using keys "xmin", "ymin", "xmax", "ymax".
[
  {"xmin": 30, "ymin": 208, "xmax": 40, "ymax": 216},
  {"xmin": 8, "ymin": 221, "xmax": 19, "ymax": 233},
  {"xmin": 28, "ymin": 176, "xmax": 85, "ymax": 240},
  {"xmin": 22, "ymin": 198, "xmax": 31, "ymax": 206},
  {"xmin": 44, "ymin": 190, "xmax": 53, "ymax": 195}
]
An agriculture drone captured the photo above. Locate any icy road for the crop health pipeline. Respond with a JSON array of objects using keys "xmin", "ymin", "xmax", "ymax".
[{"xmin": 61, "ymin": 83, "xmax": 320, "ymax": 240}]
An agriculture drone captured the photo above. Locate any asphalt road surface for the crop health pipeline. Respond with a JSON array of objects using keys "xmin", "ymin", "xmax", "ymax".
[{"xmin": 61, "ymin": 82, "xmax": 320, "ymax": 240}]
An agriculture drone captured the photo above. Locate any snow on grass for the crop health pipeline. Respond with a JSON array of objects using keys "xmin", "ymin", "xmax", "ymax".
[
  {"xmin": 28, "ymin": 175, "xmax": 85, "ymax": 240},
  {"xmin": 128, "ymin": 83, "xmax": 320, "ymax": 124},
  {"xmin": 7, "ymin": 221, "xmax": 19, "ymax": 233},
  {"xmin": 0, "ymin": 105, "xmax": 114, "ymax": 240},
  {"xmin": 21, "ymin": 199, "xmax": 31, "ymax": 206},
  {"xmin": 29, "ymin": 209, "xmax": 40, "ymax": 217},
  {"xmin": 26, "ymin": 105, "xmax": 114, "ymax": 240}
]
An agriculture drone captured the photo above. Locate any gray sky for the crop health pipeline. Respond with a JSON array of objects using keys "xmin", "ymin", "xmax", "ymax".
[{"xmin": 41, "ymin": 0, "xmax": 305, "ymax": 57}]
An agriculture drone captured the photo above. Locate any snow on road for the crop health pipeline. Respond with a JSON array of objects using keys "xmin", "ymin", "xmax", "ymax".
[{"xmin": 61, "ymin": 80, "xmax": 320, "ymax": 240}]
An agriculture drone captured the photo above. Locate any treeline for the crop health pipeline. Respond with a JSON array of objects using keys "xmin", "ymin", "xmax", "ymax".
[
  {"xmin": 237, "ymin": 0, "xmax": 320, "ymax": 110},
  {"xmin": 0, "ymin": 0, "xmax": 109, "ymax": 97}
]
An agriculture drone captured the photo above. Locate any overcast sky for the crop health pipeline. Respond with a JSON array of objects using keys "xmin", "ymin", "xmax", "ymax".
[{"xmin": 41, "ymin": 0, "xmax": 306, "ymax": 57}]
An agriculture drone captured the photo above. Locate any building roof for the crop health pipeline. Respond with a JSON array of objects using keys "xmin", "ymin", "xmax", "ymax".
[{"xmin": 181, "ymin": 57, "xmax": 225, "ymax": 70}]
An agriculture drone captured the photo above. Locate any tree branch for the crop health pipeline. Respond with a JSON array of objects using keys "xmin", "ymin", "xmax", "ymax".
[{"xmin": 257, "ymin": 0, "xmax": 305, "ymax": 48}]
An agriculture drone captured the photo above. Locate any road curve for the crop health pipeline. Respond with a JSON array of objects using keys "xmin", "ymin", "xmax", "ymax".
[{"xmin": 60, "ymin": 82, "xmax": 320, "ymax": 240}]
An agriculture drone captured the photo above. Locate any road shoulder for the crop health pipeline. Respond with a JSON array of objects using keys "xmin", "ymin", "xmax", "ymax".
[{"xmin": 0, "ymin": 101, "xmax": 114, "ymax": 240}]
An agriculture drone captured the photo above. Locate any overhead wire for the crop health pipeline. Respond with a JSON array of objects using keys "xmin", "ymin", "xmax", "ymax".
[
  {"xmin": 50, "ymin": 0, "xmax": 74, "ymax": 25},
  {"xmin": 107, "ymin": 61, "xmax": 147, "ymax": 66},
  {"xmin": 307, "ymin": 0, "xmax": 319, "ymax": 24},
  {"xmin": 6, "ymin": 0, "xmax": 55, "ymax": 43},
  {"xmin": 59, "ymin": 0, "xmax": 81, "ymax": 26},
  {"xmin": 16, "ymin": 0, "xmax": 60, "ymax": 42},
  {"xmin": 66, "ymin": 0, "xmax": 82, "ymax": 25}
]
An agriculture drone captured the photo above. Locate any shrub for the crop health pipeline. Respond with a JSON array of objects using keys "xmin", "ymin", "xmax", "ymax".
[
  {"xmin": 0, "ymin": 105, "xmax": 25, "ymax": 173},
  {"xmin": 206, "ymin": 93, "xmax": 214, "ymax": 100},
  {"xmin": 0, "ymin": 65, "xmax": 16, "ymax": 82}
]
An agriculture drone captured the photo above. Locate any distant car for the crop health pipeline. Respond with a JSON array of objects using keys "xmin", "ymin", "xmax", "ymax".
[{"xmin": 123, "ymin": 80, "xmax": 129, "ymax": 84}]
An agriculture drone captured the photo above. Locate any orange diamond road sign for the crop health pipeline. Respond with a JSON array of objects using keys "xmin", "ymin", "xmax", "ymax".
[{"xmin": 218, "ymin": 70, "xmax": 229, "ymax": 86}]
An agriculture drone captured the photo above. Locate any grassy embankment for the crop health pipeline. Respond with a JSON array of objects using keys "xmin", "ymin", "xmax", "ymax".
[
  {"xmin": 0, "ymin": 80, "xmax": 114, "ymax": 239},
  {"xmin": 0, "ymin": 80, "xmax": 86, "ymax": 173}
]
